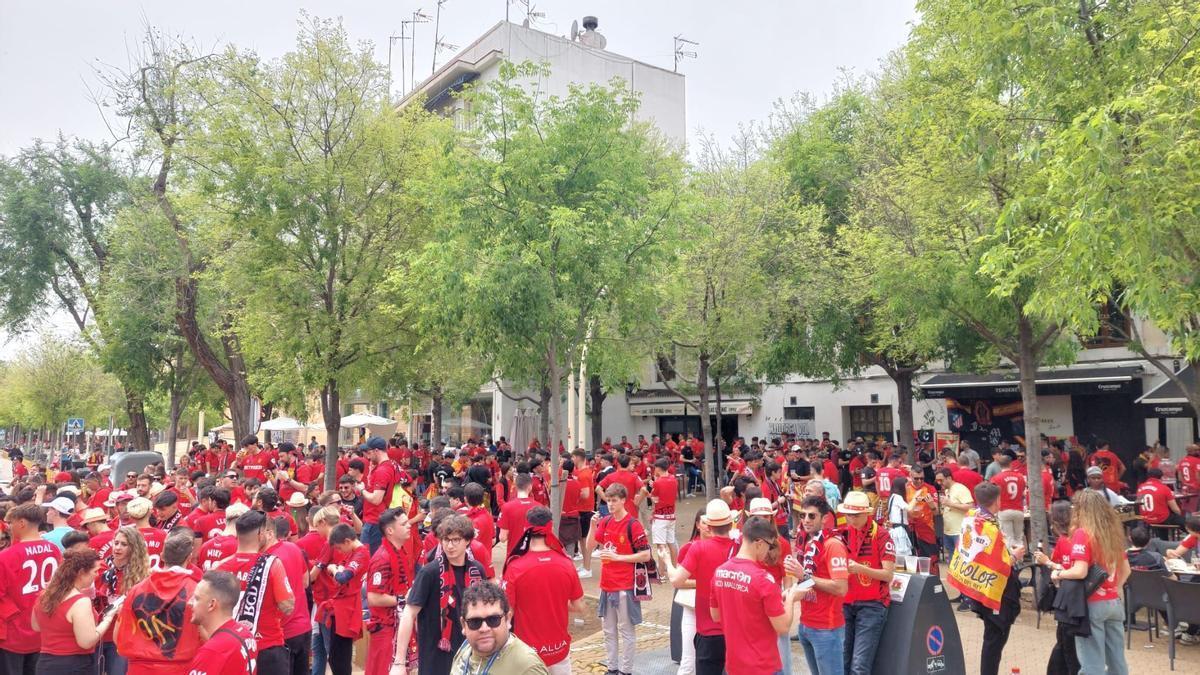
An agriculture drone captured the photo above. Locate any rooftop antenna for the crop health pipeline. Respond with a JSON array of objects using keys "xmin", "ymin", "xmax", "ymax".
[
  {"xmin": 431, "ymin": 0, "xmax": 449, "ymax": 75},
  {"xmin": 674, "ymin": 34, "xmax": 698, "ymax": 72},
  {"xmin": 410, "ymin": 9, "xmax": 432, "ymax": 93},
  {"xmin": 387, "ymin": 30, "xmax": 410, "ymax": 98}
]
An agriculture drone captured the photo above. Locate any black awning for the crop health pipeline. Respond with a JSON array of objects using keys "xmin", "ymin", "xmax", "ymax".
[
  {"xmin": 919, "ymin": 366, "xmax": 1143, "ymax": 399},
  {"xmin": 1135, "ymin": 365, "xmax": 1197, "ymax": 418}
]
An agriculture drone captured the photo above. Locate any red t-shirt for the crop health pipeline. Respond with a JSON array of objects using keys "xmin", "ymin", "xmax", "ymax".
[
  {"xmin": 952, "ymin": 467, "xmax": 984, "ymax": 492},
  {"xmin": 711, "ymin": 557, "xmax": 786, "ymax": 675},
  {"xmin": 574, "ymin": 467, "xmax": 595, "ymax": 513},
  {"xmin": 876, "ymin": 467, "xmax": 905, "ymax": 499},
  {"xmin": 193, "ymin": 511, "xmax": 227, "ymax": 540},
  {"xmin": 1051, "ymin": 535, "xmax": 1073, "ymax": 568},
  {"xmin": 842, "ymin": 522, "xmax": 896, "ymax": 605},
  {"xmin": 1177, "ymin": 456, "xmax": 1200, "ymax": 491},
  {"xmin": 503, "ymin": 549, "xmax": 583, "ymax": 666},
  {"xmin": 1180, "ymin": 533, "xmax": 1197, "ymax": 551},
  {"xmin": 1068, "ymin": 529, "xmax": 1119, "ymax": 602},
  {"xmin": 1137, "ymin": 479, "xmax": 1175, "ymax": 525},
  {"xmin": 680, "ymin": 536, "xmax": 737, "ymax": 636},
  {"xmin": 466, "ymin": 507, "xmax": 495, "ymax": 550},
  {"xmin": 799, "ymin": 536, "xmax": 850, "ymax": 629},
  {"xmin": 267, "ymin": 540, "xmax": 311, "ymax": 639},
  {"xmin": 0, "ymin": 540, "xmax": 63, "ymax": 653},
  {"xmin": 991, "ymin": 469, "xmax": 1028, "ymax": 512},
  {"xmin": 561, "ymin": 478, "xmax": 581, "ymax": 518},
  {"xmin": 593, "ymin": 513, "xmax": 647, "ymax": 593},
  {"xmin": 598, "ymin": 469, "xmax": 643, "ymax": 507},
  {"xmin": 238, "ymin": 451, "xmax": 272, "ymax": 482},
  {"xmin": 198, "ymin": 535, "xmax": 238, "ymax": 571},
  {"xmin": 296, "ymin": 531, "xmax": 325, "ymax": 563},
  {"xmin": 650, "ymin": 474, "xmax": 678, "ymax": 519},
  {"xmin": 88, "ymin": 487, "xmax": 113, "ymax": 509},
  {"xmin": 141, "ymin": 527, "xmax": 167, "ymax": 568},
  {"xmin": 1041, "ymin": 468, "xmax": 1055, "ymax": 509},
  {"xmin": 367, "ymin": 543, "xmax": 413, "ymax": 629},
  {"xmin": 185, "ymin": 619, "xmax": 255, "ymax": 675},
  {"xmin": 498, "ymin": 497, "xmax": 538, "ymax": 556},
  {"xmin": 363, "ymin": 460, "xmax": 402, "ymax": 524},
  {"xmin": 34, "ymin": 594, "xmax": 94, "ymax": 656},
  {"xmin": 217, "ymin": 552, "xmax": 294, "ymax": 648}
]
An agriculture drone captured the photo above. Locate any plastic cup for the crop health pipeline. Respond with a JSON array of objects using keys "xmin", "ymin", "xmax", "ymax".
[
  {"xmin": 916, "ymin": 557, "xmax": 931, "ymax": 575},
  {"xmin": 904, "ymin": 555, "xmax": 917, "ymax": 572}
]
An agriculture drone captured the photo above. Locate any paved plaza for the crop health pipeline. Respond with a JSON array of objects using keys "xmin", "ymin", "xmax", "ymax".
[{"xmin": 561, "ymin": 495, "xmax": 1200, "ymax": 675}]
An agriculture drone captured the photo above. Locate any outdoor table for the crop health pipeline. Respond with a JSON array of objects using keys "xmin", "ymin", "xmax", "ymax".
[{"xmin": 1175, "ymin": 490, "xmax": 1199, "ymax": 515}]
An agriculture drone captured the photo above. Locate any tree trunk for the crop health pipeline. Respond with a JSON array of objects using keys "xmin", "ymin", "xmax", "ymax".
[
  {"xmin": 166, "ymin": 389, "xmax": 182, "ymax": 471},
  {"xmin": 1018, "ymin": 317, "xmax": 1048, "ymax": 551},
  {"xmin": 588, "ymin": 375, "xmax": 606, "ymax": 452},
  {"xmin": 538, "ymin": 380, "xmax": 551, "ymax": 450},
  {"xmin": 894, "ymin": 369, "xmax": 915, "ymax": 451},
  {"xmin": 124, "ymin": 387, "xmax": 151, "ymax": 453},
  {"xmin": 431, "ymin": 386, "xmax": 444, "ymax": 447},
  {"xmin": 261, "ymin": 402, "xmax": 275, "ymax": 444},
  {"xmin": 547, "ymin": 345, "xmax": 565, "ymax": 533},
  {"xmin": 697, "ymin": 352, "xmax": 717, "ymax": 500},
  {"xmin": 714, "ymin": 375, "xmax": 724, "ymax": 479},
  {"xmin": 321, "ymin": 380, "xmax": 341, "ymax": 491}
]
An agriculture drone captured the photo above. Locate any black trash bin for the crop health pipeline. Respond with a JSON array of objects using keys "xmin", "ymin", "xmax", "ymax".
[{"xmin": 871, "ymin": 571, "xmax": 966, "ymax": 675}]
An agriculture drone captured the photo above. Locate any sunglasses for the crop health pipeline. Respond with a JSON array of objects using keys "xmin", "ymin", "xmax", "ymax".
[
  {"xmin": 800, "ymin": 512, "xmax": 822, "ymax": 520},
  {"xmin": 464, "ymin": 614, "xmax": 504, "ymax": 630}
]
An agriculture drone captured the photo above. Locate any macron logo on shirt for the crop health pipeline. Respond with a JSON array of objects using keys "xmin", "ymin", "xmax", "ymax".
[{"xmin": 713, "ymin": 567, "xmax": 753, "ymax": 592}]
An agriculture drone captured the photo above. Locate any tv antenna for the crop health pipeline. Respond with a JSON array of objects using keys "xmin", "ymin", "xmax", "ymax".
[
  {"xmin": 431, "ymin": 0, "xmax": 450, "ymax": 75},
  {"xmin": 408, "ymin": 9, "xmax": 432, "ymax": 93},
  {"xmin": 387, "ymin": 30, "xmax": 410, "ymax": 97},
  {"xmin": 674, "ymin": 34, "xmax": 698, "ymax": 72}
]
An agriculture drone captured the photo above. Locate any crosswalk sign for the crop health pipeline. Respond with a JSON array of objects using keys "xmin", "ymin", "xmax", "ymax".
[{"xmin": 66, "ymin": 418, "xmax": 85, "ymax": 433}]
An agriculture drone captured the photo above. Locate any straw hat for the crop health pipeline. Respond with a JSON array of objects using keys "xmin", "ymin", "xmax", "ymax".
[
  {"xmin": 285, "ymin": 493, "xmax": 309, "ymax": 509},
  {"xmin": 747, "ymin": 497, "xmax": 777, "ymax": 517},
  {"xmin": 701, "ymin": 499, "xmax": 734, "ymax": 528},
  {"xmin": 79, "ymin": 507, "xmax": 108, "ymax": 525},
  {"xmin": 126, "ymin": 497, "xmax": 152, "ymax": 521},
  {"xmin": 837, "ymin": 490, "xmax": 873, "ymax": 515}
]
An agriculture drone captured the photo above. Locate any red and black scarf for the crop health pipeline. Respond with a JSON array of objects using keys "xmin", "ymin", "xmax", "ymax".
[
  {"xmin": 503, "ymin": 524, "xmax": 565, "ymax": 570},
  {"xmin": 435, "ymin": 547, "xmax": 484, "ymax": 652}
]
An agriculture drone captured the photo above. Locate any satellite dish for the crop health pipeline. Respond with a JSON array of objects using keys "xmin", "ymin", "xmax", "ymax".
[{"xmin": 570, "ymin": 19, "xmax": 579, "ymax": 41}]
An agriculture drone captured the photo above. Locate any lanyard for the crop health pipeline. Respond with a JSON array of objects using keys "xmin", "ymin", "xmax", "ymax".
[{"xmin": 458, "ymin": 641, "xmax": 504, "ymax": 675}]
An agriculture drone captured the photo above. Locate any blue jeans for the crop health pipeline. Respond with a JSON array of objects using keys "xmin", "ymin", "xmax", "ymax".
[
  {"xmin": 942, "ymin": 533, "xmax": 959, "ymax": 554},
  {"xmin": 102, "ymin": 641, "xmax": 127, "ymax": 675},
  {"xmin": 777, "ymin": 631, "xmax": 793, "ymax": 675},
  {"xmin": 686, "ymin": 465, "xmax": 702, "ymax": 492},
  {"xmin": 843, "ymin": 601, "xmax": 887, "ymax": 675},
  {"xmin": 361, "ymin": 522, "xmax": 382, "ymax": 555},
  {"xmin": 798, "ymin": 624, "xmax": 845, "ymax": 675},
  {"xmin": 1075, "ymin": 598, "xmax": 1128, "ymax": 675},
  {"xmin": 311, "ymin": 622, "xmax": 331, "ymax": 675}
]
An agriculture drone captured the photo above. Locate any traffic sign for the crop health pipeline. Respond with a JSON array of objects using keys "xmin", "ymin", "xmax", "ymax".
[{"xmin": 66, "ymin": 418, "xmax": 85, "ymax": 434}]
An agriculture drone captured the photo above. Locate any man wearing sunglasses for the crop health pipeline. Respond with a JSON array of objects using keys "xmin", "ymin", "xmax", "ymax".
[{"xmin": 449, "ymin": 581, "xmax": 548, "ymax": 674}]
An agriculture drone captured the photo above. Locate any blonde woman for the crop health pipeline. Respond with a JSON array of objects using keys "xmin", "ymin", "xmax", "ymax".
[
  {"xmin": 100, "ymin": 527, "xmax": 151, "ymax": 675},
  {"xmin": 1052, "ymin": 490, "xmax": 1130, "ymax": 675}
]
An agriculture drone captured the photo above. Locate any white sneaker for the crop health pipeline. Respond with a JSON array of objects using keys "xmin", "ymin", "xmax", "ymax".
[
  {"xmin": 573, "ymin": 552, "xmax": 583, "ymax": 561},
  {"xmin": 1181, "ymin": 633, "xmax": 1200, "ymax": 646},
  {"xmin": 577, "ymin": 568, "xmax": 593, "ymax": 579}
]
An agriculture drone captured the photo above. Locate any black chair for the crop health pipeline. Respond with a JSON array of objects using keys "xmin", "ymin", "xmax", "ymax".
[
  {"xmin": 1124, "ymin": 569, "xmax": 1169, "ymax": 649},
  {"xmin": 1164, "ymin": 576, "xmax": 1200, "ymax": 671}
]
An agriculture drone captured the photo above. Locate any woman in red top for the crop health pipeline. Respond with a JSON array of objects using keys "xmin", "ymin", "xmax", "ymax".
[
  {"xmin": 1052, "ymin": 490, "xmax": 1130, "ymax": 675},
  {"xmin": 33, "ymin": 549, "xmax": 117, "ymax": 675},
  {"xmin": 1033, "ymin": 500, "xmax": 1079, "ymax": 675}
]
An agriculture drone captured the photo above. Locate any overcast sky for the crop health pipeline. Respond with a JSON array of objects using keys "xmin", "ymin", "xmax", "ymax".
[{"xmin": 0, "ymin": 0, "xmax": 918, "ymax": 356}]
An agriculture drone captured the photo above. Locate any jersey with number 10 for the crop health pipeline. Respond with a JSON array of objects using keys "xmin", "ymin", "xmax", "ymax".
[{"xmin": 0, "ymin": 540, "xmax": 64, "ymax": 654}]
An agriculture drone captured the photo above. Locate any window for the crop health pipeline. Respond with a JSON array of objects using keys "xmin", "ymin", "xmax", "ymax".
[
  {"xmin": 783, "ymin": 406, "xmax": 815, "ymax": 421},
  {"xmin": 849, "ymin": 405, "xmax": 894, "ymax": 441},
  {"xmin": 377, "ymin": 402, "xmax": 389, "ymax": 419}
]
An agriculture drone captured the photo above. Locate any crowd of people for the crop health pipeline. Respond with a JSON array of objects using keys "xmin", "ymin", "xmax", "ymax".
[{"xmin": 0, "ymin": 430, "xmax": 1197, "ymax": 675}]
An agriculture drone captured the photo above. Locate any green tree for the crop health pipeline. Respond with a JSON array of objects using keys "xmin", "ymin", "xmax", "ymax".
[
  {"xmin": 653, "ymin": 134, "xmax": 803, "ymax": 498},
  {"xmin": 0, "ymin": 139, "xmax": 155, "ymax": 451},
  {"xmin": 401, "ymin": 61, "xmax": 686, "ymax": 525},
  {"xmin": 192, "ymin": 18, "xmax": 444, "ymax": 488},
  {"xmin": 981, "ymin": 2, "xmax": 1200, "ymax": 423}
]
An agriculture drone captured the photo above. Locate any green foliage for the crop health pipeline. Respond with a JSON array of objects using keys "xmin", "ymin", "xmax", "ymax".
[{"xmin": 0, "ymin": 334, "xmax": 126, "ymax": 429}]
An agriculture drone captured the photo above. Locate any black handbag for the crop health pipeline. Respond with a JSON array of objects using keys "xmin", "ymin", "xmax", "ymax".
[{"xmin": 1083, "ymin": 563, "xmax": 1110, "ymax": 598}]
